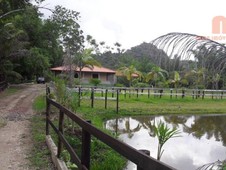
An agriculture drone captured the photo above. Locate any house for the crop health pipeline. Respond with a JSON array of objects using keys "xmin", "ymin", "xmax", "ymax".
[{"xmin": 51, "ymin": 65, "xmax": 116, "ymax": 85}]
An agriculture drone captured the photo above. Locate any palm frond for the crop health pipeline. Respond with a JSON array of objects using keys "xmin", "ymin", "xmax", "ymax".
[{"xmin": 154, "ymin": 120, "xmax": 181, "ymax": 160}]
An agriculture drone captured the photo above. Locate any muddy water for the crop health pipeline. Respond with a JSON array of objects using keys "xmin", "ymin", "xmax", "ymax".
[{"xmin": 105, "ymin": 115, "xmax": 226, "ymax": 170}]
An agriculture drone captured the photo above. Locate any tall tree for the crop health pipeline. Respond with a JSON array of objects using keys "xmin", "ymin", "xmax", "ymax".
[
  {"xmin": 75, "ymin": 48, "xmax": 101, "ymax": 80},
  {"xmin": 49, "ymin": 5, "xmax": 85, "ymax": 86}
]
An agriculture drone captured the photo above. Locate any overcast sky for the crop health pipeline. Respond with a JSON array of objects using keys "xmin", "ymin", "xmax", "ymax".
[{"xmin": 38, "ymin": 0, "xmax": 226, "ymax": 50}]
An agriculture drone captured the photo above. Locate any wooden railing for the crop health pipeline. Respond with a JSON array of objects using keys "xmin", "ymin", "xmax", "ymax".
[{"xmin": 46, "ymin": 87, "xmax": 176, "ymax": 170}]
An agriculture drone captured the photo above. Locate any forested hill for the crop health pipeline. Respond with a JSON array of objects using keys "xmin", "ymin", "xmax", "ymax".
[{"xmin": 93, "ymin": 42, "xmax": 170, "ymax": 73}]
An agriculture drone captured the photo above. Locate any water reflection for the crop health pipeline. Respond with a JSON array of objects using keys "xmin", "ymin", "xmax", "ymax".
[{"xmin": 105, "ymin": 115, "xmax": 226, "ymax": 170}]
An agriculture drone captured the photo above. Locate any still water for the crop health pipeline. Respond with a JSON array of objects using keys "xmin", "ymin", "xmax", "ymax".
[{"xmin": 105, "ymin": 115, "xmax": 226, "ymax": 170}]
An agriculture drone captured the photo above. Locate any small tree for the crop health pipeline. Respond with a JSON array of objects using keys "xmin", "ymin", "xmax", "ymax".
[
  {"xmin": 76, "ymin": 48, "xmax": 101, "ymax": 80},
  {"xmin": 146, "ymin": 66, "xmax": 168, "ymax": 87},
  {"xmin": 154, "ymin": 121, "xmax": 181, "ymax": 160},
  {"xmin": 89, "ymin": 78, "xmax": 101, "ymax": 86},
  {"xmin": 117, "ymin": 65, "xmax": 142, "ymax": 87},
  {"xmin": 170, "ymin": 71, "xmax": 181, "ymax": 88}
]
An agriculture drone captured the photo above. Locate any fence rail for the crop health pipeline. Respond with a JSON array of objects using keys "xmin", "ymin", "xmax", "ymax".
[
  {"xmin": 46, "ymin": 87, "xmax": 175, "ymax": 170},
  {"xmin": 66, "ymin": 86, "xmax": 226, "ymax": 113},
  {"xmin": 73, "ymin": 86, "xmax": 226, "ymax": 99}
]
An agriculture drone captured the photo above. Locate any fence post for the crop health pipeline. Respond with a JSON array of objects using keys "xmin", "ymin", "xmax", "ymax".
[
  {"xmin": 202, "ymin": 90, "xmax": 205, "ymax": 99},
  {"xmin": 124, "ymin": 89, "xmax": 126, "ymax": 99},
  {"xmin": 182, "ymin": 89, "xmax": 185, "ymax": 98},
  {"xmin": 137, "ymin": 150, "xmax": 150, "ymax": 170},
  {"xmin": 136, "ymin": 89, "xmax": 139, "ymax": 98},
  {"xmin": 81, "ymin": 120, "xmax": 91, "ymax": 170},
  {"xmin": 170, "ymin": 89, "xmax": 172, "ymax": 99},
  {"xmin": 91, "ymin": 88, "xmax": 94, "ymax": 108},
  {"xmin": 159, "ymin": 89, "xmax": 163, "ymax": 98},
  {"xmin": 192, "ymin": 90, "xmax": 194, "ymax": 99},
  {"xmin": 112, "ymin": 88, "xmax": 114, "ymax": 98},
  {"xmin": 46, "ymin": 86, "xmax": 50, "ymax": 135},
  {"xmin": 105, "ymin": 89, "xmax": 108, "ymax": 109},
  {"xmin": 57, "ymin": 110, "xmax": 64, "ymax": 158},
  {"xmin": 148, "ymin": 88, "xmax": 150, "ymax": 98},
  {"xmin": 116, "ymin": 90, "xmax": 119, "ymax": 113},
  {"xmin": 221, "ymin": 91, "xmax": 223, "ymax": 99},
  {"xmin": 78, "ymin": 87, "xmax": 81, "ymax": 107},
  {"xmin": 101, "ymin": 88, "xmax": 104, "ymax": 97}
]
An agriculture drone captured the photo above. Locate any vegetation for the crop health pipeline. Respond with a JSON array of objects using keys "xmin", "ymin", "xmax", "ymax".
[
  {"xmin": 89, "ymin": 78, "xmax": 101, "ymax": 86},
  {"xmin": 76, "ymin": 48, "xmax": 101, "ymax": 80},
  {"xmin": 31, "ymin": 95, "xmax": 53, "ymax": 169},
  {"xmin": 3, "ymin": 1, "xmax": 226, "ymax": 169},
  {"xmin": 0, "ymin": 117, "xmax": 6, "ymax": 128},
  {"xmin": 46, "ymin": 81, "xmax": 127, "ymax": 169},
  {"xmin": 2, "ymin": 1, "xmax": 226, "ymax": 90},
  {"xmin": 117, "ymin": 65, "xmax": 142, "ymax": 87},
  {"xmin": 153, "ymin": 121, "xmax": 181, "ymax": 160},
  {"xmin": 79, "ymin": 90, "xmax": 226, "ymax": 115}
]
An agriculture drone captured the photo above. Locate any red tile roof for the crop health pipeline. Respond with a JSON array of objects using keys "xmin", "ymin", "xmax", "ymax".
[{"xmin": 51, "ymin": 65, "xmax": 115, "ymax": 73}]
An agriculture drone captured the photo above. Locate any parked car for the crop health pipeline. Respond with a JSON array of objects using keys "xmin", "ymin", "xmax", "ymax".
[{"xmin": 37, "ymin": 77, "xmax": 45, "ymax": 84}]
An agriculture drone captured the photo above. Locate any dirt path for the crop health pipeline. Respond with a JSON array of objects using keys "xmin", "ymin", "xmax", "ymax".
[{"xmin": 0, "ymin": 84, "xmax": 45, "ymax": 170}]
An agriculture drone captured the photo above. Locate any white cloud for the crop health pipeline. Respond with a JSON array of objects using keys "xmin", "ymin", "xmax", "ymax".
[{"xmin": 39, "ymin": 0, "xmax": 226, "ymax": 50}]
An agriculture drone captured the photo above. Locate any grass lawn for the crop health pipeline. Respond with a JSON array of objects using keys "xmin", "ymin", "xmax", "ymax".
[
  {"xmin": 79, "ymin": 93, "xmax": 226, "ymax": 117},
  {"xmin": 31, "ymin": 90, "xmax": 226, "ymax": 170},
  {"xmin": 31, "ymin": 95, "xmax": 54, "ymax": 169}
]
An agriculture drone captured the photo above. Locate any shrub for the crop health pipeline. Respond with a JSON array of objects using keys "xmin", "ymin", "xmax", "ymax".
[
  {"xmin": 89, "ymin": 78, "xmax": 101, "ymax": 86},
  {"xmin": 114, "ymin": 83, "xmax": 124, "ymax": 87},
  {"xmin": 133, "ymin": 82, "xmax": 149, "ymax": 88}
]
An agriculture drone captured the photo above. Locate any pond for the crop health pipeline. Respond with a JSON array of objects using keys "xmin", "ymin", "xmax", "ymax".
[{"xmin": 105, "ymin": 115, "xmax": 226, "ymax": 170}]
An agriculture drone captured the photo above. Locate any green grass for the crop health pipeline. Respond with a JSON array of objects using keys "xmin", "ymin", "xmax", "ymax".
[
  {"xmin": 79, "ymin": 93, "xmax": 226, "ymax": 116},
  {"xmin": 30, "ymin": 95, "xmax": 54, "ymax": 169},
  {"xmin": 0, "ymin": 86, "xmax": 21, "ymax": 99},
  {"xmin": 32, "ymin": 91, "xmax": 226, "ymax": 170},
  {"xmin": 32, "ymin": 95, "xmax": 46, "ymax": 112},
  {"xmin": 0, "ymin": 116, "xmax": 6, "ymax": 128},
  {"xmin": 32, "ymin": 95, "xmax": 126, "ymax": 170}
]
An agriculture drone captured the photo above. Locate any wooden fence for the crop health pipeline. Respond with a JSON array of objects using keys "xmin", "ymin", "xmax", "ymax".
[
  {"xmin": 74, "ymin": 86, "xmax": 226, "ymax": 100},
  {"xmin": 46, "ymin": 87, "xmax": 176, "ymax": 170},
  {"xmin": 69, "ymin": 86, "xmax": 226, "ymax": 113}
]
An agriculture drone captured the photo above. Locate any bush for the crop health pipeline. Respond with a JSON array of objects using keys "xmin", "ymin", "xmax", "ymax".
[
  {"xmin": 133, "ymin": 82, "xmax": 149, "ymax": 88},
  {"xmin": 74, "ymin": 78, "xmax": 80, "ymax": 85},
  {"xmin": 114, "ymin": 83, "xmax": 124, "ymax": 87},
  {"xmin": 89, "ymin": 78, "xmax": 101, "ymax": 86}
]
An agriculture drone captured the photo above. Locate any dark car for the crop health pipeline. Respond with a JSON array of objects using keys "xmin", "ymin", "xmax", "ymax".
[{"xmin": 37, "ymin": 77, "xmax": 45, "ymax": 84}]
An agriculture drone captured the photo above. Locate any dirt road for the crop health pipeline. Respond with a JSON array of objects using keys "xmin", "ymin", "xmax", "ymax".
[{"xmin": 0, "ymin": 84, "xmax": 45, "ymax": 170}]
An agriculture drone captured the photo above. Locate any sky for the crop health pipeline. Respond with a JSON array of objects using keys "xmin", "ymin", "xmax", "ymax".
[{"xmin": 38, "ymin": 0, "xmax": 226, "ymax": 50}]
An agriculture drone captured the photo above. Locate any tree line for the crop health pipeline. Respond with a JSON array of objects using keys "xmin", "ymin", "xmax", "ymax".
[{"xmin": 1, "ymin": 0, "xmax": 226, "ymax": 90}]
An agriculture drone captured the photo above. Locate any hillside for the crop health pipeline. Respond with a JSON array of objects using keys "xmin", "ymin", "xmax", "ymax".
[{"xmin": 94, "ymin": 42, "xmax": 170, "ymax": 72}]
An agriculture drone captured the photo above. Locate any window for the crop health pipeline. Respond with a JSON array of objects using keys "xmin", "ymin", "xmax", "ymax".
[{"xmin": 92, "ymin": 73, "xmax": 99, "ymax": 79}]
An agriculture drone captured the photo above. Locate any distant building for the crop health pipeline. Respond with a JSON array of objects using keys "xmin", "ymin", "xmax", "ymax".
[{"xmin": 51, "ymin": 65, "xmax": 116, "ymax": 85}]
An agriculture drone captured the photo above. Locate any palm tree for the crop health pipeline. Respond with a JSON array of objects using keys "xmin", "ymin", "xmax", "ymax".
[
  {"xmin": 146, "ymin": 66, "xmax": 168, "ymax": 87},
  {"xmin": 185, "ymin": 68, "xmax": 205, "ymax": 88},
  {"xmin": 76, "ymin": 48, "xmax": 101, "ymax": 80},
  {"xmin": 154, "ymin": 121, "xmax": 181, "ymax": 160},
  {"xmin": 117, "ymin": 65, "xmax": 142, "ymax": 87},
  {"xmin": 170, "ymin": 71, "xmax": 181, "ymax": 88}
]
